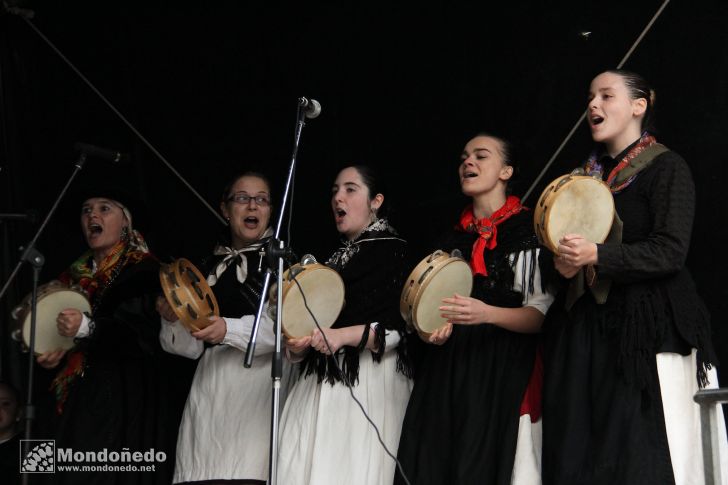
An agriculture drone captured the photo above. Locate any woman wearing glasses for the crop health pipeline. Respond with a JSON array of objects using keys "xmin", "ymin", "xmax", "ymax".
[{"xmin": 159, "ymin": 172, "xmax": 294, "ymax": 485}]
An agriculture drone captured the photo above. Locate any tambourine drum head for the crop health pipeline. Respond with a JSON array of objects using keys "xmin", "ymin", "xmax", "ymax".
[
  {"xmin": 281, "ymin": 264, "xmax": 345, "ymax": 339},
  {"xmin": 544, "ymin": 177, "xmax": 613, "ymax": 253},
  {"xmin": 22, "ymin": 288, "xmax": 88, "ymax": 354},
  {"xmin": 535, "ymin": 175, "xmax": 615, "ymax": 254},
  {"xmin": 413, "ymin": 259, "xmax": 472, "ymax": 334}
]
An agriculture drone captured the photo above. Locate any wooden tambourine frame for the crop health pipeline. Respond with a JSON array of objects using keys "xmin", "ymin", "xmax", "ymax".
[
  {"xmin": 400, "ymin": 250, "xmax": 473, "ymax": 340},
  {"xmin": 159, "ymin": 258, "xmax": 219, "ymax": 332}
]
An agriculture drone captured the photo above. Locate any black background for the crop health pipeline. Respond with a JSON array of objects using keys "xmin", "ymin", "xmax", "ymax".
[{"xmin": 1, "ymin": 1, "xmax": 726, "ymax": 412}]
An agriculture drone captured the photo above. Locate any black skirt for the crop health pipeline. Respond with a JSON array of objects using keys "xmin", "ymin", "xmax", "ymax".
[{"xmin": 395, "ymin": 325, "xmax": 538, "ymax": 485}]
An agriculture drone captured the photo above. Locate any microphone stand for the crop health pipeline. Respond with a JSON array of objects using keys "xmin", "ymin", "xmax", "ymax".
[
  {"xmin": 0, "ymin": 151, "xmax": 88, "ymax": 485},
  {"xmin": 244, "ymin": 98, "xmax": 311, "ymax": 485}
]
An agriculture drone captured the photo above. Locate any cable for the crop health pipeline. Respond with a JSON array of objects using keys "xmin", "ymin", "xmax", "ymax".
[
  {"xmin": 286, "ymin": 164, "xmax": 296, "ymax": 247},
  {"xmin": 521, "ymin": 0, "xmax": 671, "ymax": 204},
  {"xmin": 289, "ymin": 274, "xmax": 412, "ymax": 485},
  {"xmin": 16, "ymin": 16, "xmax": 226, "ymax": 225}
]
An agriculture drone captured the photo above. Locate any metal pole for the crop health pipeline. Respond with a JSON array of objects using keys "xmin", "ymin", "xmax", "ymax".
[{"xmin": 694, "ymin": 388, "xmax": 728, "ymax": 485}]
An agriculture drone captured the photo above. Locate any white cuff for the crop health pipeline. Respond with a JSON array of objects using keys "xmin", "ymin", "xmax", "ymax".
[
  {"xmin": 75, "ymin": 313, "xmax": 92, "ymax": 338},
  {"xmin": 221, "ymin": 312, "xmax": 276, "ymax": 354},
  {"xmin": 383, "ymin": 328, "xmax": 401, "ymax": 352},
  {"xmin": 159, "ymin": 318, "xmax": 204, "ymax": 359}
]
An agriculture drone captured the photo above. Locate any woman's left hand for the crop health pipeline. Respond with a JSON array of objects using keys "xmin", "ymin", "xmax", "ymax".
[
  {"xmin": 191, "ymin": 316, "xmax": 227, "ymax": 344},
  {"xmin": 440, "ymin": 294, "xmax": 489, "ymax": 325},
  {"xmin": 285, "ymin": 336, "xmax": 312, "ymax": 355},
  {"xmin": 557, "ymin": 234, "xmax": 598, "ymax": 267},
  {"xmin": 37, "ymin": 348, "xmax": 67, "ymax": 369},
  {"xmin": 310, "ymin": 327, "xmax": 347, "ymax": 355},
  {"xmin": 56, "ymin": 308, "xmax": 83, "ymax": 337}
]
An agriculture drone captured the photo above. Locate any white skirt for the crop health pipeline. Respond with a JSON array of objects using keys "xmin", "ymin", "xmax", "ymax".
[
  {"xmin": 511, "ymin": 415, "xmax": 542, "ymax": 485},
  {"xmin": 173, "ymin": 345, "xmax": 295, "ymax": 483},
  {"xmin": 277, "ymin": 348, "xmax": 412, "ymax": 485},
  {"xmin": 509, "ymin": 349, "xmax": 728, "ymax": 485},
  {"xmin": 657, "ymin": 350, "xmax": 728, "ymax": 485}
]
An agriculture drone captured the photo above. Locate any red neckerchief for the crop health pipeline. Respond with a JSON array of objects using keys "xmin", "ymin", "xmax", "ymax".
[{"xmin": 458, "ymin": 195, "xmax": 525, "ymax": 276}]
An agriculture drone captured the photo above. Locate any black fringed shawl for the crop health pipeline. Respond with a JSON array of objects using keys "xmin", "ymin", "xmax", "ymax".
[
  {"xmin": 586, "ymin": 150, "xmax": 716, "ymax": 388},
  {"xmin": 394, "ymin": 210, "xmax": 551, "ymax": 485},
  {"xmin": 300, "ymin": 220, "xmax": 410, "ymax": 385},
  {"xmin": 439, "ymin": 210, "xmax": 552, "ymax": 310}
]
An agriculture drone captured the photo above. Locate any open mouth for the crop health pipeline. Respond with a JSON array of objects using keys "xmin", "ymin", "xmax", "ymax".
[
  {"xmin": 463, "ymin": 171, "xmax": 478, "ymax": 179},
  {"xmin": 591, "ymin": 115, "xmax": 604, "ymax": 125},
  {"xmin": 88, "ymin": 223, "xmax": 103, "ymax": 236},
  {"xmin": 243, "ymin": 216, "xmax": 259, "ymax": 228},
  {"xmin": 334, "ymin": 208, "xmax": 346, "ymax": 221}
]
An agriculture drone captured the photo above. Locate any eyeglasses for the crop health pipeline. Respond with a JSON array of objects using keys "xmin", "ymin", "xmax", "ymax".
[{"xmin": 227, "ymin": 192, "xmax": 271, "ymax": 206}]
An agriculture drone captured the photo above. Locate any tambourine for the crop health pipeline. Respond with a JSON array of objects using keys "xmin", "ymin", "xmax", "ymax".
[
  {"xmin": 533, "ymin": 173, "xmax": 615, "ymax": 254},
  {"xmin": 271, "ymin": 256, "xmax": 345, "ymax": 339},
  {"xmin": 11, "ymin": 281, "xmax": 89, "ymax": 354},
  {"xmin": 400, "ymin": 250, "xmax": 473, "ymax": 339},
  {"xmin": 159, "ymin": 258, "xmax": 219, "ymax": 332}
]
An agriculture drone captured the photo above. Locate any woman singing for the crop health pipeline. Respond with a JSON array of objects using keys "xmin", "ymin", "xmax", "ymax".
[{"xmin": 541, "ymin": 69, "xmax": 728, "ymax": 485}]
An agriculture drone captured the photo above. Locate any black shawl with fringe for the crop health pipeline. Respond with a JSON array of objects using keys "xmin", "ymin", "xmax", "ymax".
[
  {"xmin": 300, "ymin": 221, "xmax": 410, "ymax": 385},
  {"xmin": 395, "ymin": 209, "xmax": 551, "ymax": 485}
]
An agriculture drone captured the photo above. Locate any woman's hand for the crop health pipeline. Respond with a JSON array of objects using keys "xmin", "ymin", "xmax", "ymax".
[
  {"xmin": 557, "ymin": 234, "xmax": 598, "ymax": 267},
  {"xmin": 56, "ymin": 308, "xmax": 83, "ymax": 337},
  {"xmin": 155, "ymin": 295, "xmax": 178, "ymax": 322},
  {"xmin": 310, "ymin": 327, "xmax": 350, "ymax": 355},
  {"xmin": 36, "ymin": 348, "xmax": 67, "ymax": 369},
  {"xmin": 285, "ymin": 336, "xmax": 312, "ymax": 354},
  {"xmin": 191, "ymin": 316, "xmax": 227, "ymax": 344},
  {"xmin": 553, "ymin": 234, "xmax": 597, "ymax": 278},
  {"xmin": 554, "ymin": 254, "xmax": 581, "ymax": 278},
  {"xmin": 427, "ymin": 322, "xmax": 453, "ymax": 345},
  {"xmin": 440, "ymin": 293, "xmax": 490, "ymax": 325}
]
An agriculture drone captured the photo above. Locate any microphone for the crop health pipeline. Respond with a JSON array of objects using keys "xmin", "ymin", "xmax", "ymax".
[
  {"xmin": 0, "ymin": 210, "xmax": 38, "ymax": 223},
  {"xmin": 74, "ymin": 142, "xmax": 125, "ymax": 163},
  {"xmin": 299, "ymin": 97, "xmax": 322, "ymax": 119}
]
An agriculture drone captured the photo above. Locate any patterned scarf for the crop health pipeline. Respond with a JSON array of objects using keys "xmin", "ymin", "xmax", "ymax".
[
  {"xmin": 304, "ymin": 218, "xmax": 405, "ymax": 386},
  {"xmin": 327, "ymin": 218, "xmax": 401, "ymax": 271},
  {"xmin": 51, "ymin": 229, "xmax": 153, "ymax": 415},
  {"xmin": 584, "ymin": 133, "xmax": 657, "ymax": 193},
  {"xmin": 206, "ymin": 227, "xmax": 273, "ymax": 286},
  {"xmin": 458, "ymin": 195, "xmax": 525, "ymax": 276}
]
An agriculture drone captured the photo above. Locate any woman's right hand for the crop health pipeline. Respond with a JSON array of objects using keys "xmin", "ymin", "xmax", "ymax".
[
  {"xmin": 36, "ymin": 348, "xmax": 67, "ymax": 369},
  {"xmin": 155, "ymin": 295, "xmax": 178, "ymax": 322},
  {"xmin": 554, "ymin": 254, "xmax": 581, "ymax": 278},
  {"xmin": 285, "ymin": 336, "xmax": 312, "ymax": 354},
  {"xmin": 427, "ymin": 322, "xmax": 453, "ymax": 345}
]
